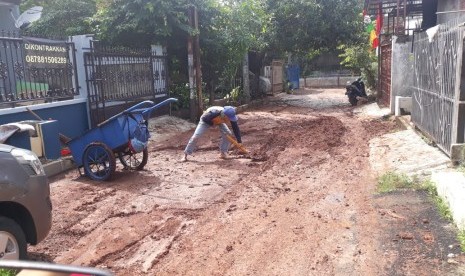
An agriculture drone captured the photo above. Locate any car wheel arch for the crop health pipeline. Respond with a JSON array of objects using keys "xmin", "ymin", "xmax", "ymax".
[{"xmin": 0, "ymin": 202, "xmax": 37, "ymax": 245}]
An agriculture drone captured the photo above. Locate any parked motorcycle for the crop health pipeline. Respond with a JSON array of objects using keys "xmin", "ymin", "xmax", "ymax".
[{"xmin": 345, "ymin": 77, "xmax": 367, "ymax": 106}]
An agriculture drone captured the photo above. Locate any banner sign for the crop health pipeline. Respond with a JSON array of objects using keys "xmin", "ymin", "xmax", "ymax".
[{"xmin": 23, "ymin": 37, "xmax": 69, "ymax": 68}]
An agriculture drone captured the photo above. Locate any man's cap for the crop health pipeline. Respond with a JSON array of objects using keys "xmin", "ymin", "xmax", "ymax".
[{"xmin": 223, "ymin": 106, "xmax": 238, "ymax": 122}]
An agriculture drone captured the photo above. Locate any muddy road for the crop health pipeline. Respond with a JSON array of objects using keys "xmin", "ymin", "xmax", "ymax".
[{"xmin": 30, "ymin": 89, "xmax": 465, "ymax": 275}]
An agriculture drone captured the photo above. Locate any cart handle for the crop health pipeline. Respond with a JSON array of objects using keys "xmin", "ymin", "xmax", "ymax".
[
  {"xmin": 124, "ymin": 100, "xmax": 156, "ymax": 113},
  {"xmin": 141, "ymin": 98, "xmax": 178, "ymax": 118},
  {"xmin": 97, "ymin": 98, "xmax": 178, "ymax": 127}
]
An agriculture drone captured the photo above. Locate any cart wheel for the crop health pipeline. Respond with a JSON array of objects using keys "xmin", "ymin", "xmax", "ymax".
[
  {"xmin": 118, "ymin": 148, "xmax": 148, "ymax": 170},
  {"xmin": 82, "ymin": 142, "xmax": 116, "ymax": 181}
]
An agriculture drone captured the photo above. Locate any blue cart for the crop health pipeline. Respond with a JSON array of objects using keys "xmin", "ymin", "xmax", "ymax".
[{"xmin": 68, "ymin": 98, "xmax": 178, "ymax": 181}]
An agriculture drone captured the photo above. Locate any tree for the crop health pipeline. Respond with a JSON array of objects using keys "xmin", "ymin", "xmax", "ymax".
[
  {"xmin": 19, "ymin": 0, "xmax": 368, "ymax": 100},
  {"xmin": 21, "ymin": 0, "xmax": 96, "ymax": 37},
  {"xmin": 338, "ymin": 5, "xmax": 378, "ymax": 89},
  {"xmin": 92, "ymin": 0, "xmax": 194, "ymax": 47},
  {"xmin": 199, "ymin": 0, "xmax": 270, "ymax": 103},
  {"xmin": 265, "ymin": 0, "xmax": 362, "ymax": 63}
]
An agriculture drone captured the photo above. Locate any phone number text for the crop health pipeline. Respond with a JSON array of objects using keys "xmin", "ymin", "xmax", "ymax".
[{"xmin": 25, "ymin": 55, "xmax": 68, "ymax": 64}]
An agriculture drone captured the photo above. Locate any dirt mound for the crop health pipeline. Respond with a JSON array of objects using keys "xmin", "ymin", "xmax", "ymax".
[
  {"xmin": 363, "ymin": 117, "xmax": 399, "ymax": 139},
  {"xmin": 148, "ymin": 115, "xmax": 196, "ymax": 145},
  {"xmin": 248, "ymin": 115, "xmax": 346, "ymax": 165}
]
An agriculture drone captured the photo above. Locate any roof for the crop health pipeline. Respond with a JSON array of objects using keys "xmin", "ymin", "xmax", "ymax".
[{"xmin": 364, "ymin": 0, "xmax": 424, "ymax": 17}]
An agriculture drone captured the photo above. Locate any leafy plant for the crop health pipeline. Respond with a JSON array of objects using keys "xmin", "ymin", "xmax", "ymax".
[
  {"xmin": 0, "ymin": 269, "xmax": 16, "ymax": 276},
  {"xmin": 421, "ymin": 180, "xmax": 465, "ymax": 252},
  {"xmin": 422, "ymin": 179, "xmax": 453, "ymax": 221},
  {"xmin": 339, "ymin": 44, "xmax": 378, "ymax": 89},
  {"xmin": 376, "ymin": 171, "xmax": 420, "ymax": 193},
  {"xmin": 459, "ymin": 230, "xmax": 465, "ymax": 252},
  {"xmin": 220, "ymin": 86, "xmax": 242, "ymax": 106},
  {"xmin": 169, "ymin": 83, "xmax": 190, "ymax": 110},
  {"xmin": 377, "ymin": 174, "xmax": 454, "ymax": 221},
  {"xmin": 229, "ymin": 86, "xmax": 242, "ymax": 103},
  {"xmin": 22, "ymin": 0, "xmax": 96, "ymax": 37}
]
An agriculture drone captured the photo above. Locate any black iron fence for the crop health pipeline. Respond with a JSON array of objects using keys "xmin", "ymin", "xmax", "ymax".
[
  {"xmin": 0, "ymin": 31, "xmax": 78, "ymax": 108},
  {"xmin": 84, "ymin": 41, "xmax": 168, "ymax": 126}
]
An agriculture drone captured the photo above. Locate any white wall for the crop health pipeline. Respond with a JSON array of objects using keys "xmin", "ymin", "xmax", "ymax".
[{"xmin": 390, "ymin": 36, "xmax": 415, "ymax": 114}]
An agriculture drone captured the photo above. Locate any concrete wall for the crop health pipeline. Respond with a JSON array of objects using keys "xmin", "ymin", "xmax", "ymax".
[
  {"xmin": 300, "ymin": 76, "xmax": 359, "ymax": 88},
  {"xmin": 432, "ymin": 172, "xmax": 465, "ymax": 231},
  {"xmin": 0, "ymin": 100, "xmax": 89, "ymax": 139},
  {"xmin": 390, "ymin": 35, "xmax": 415, "ymax": 114}
]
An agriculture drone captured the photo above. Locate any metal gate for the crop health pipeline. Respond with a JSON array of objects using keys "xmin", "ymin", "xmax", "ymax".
[
  {"xmin": 84, "ymin": 41, "xmax": 168, "ymax": 126},
  {"xmin": 379, "ymin": 43, "xmax": 392, "ymax": 107},
  {"xmin": 411, "ymin": 19, "xmax": 465, "ymax": 156},
  {"xmin": 0, "ymin": 32, "xmax": 78, "ymax": 108}
]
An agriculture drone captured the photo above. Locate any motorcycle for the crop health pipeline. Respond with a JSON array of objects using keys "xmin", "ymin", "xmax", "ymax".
[{"xmin": 345, "ymin": 77, "xmax": 367, "ymax": 106}]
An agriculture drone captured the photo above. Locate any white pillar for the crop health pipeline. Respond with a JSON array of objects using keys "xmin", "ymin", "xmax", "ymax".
[
  {"xmin": 69, "ymin": 34, "xmax": 94, "ymax": 128},
  {"xmin": 69, "ymin": 34, "xmax": 94, "ymax": 99}
]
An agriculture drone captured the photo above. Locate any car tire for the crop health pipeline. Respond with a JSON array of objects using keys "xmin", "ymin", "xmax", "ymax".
[{"xmin": 0, "ymin": 217, "xmax": 27, "ymax": 260}]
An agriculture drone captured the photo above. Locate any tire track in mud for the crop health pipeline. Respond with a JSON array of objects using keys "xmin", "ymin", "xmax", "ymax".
[
  {"xmin": 54, "ymin": 198, "xmax": 204, "ymax": 270},
  {"xmin": 86, "ymin": 214, "xmax": 190, "ymax": 273},
  {"xmin": 29, "ymin": 182, "xmax": 121, "ymax": 261},
  {"xmin": 31, "ymin": 171, "xmax": 173, "ymax": 262},
  {"xmin": 32, "ymin": 147, "xmax": 253, "ymax": 271},
  {"xmin": 102, "ymin": 216, "xmax": 189, "ymax": 274}
]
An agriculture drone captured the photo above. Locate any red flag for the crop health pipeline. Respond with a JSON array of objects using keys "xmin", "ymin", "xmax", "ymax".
[{"xmin": 372, "ymin": 8, "xmax": 383, "ymax": 49}]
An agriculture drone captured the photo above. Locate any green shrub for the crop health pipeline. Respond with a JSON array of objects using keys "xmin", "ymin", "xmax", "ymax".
[
  {"xmin": 0, "ymin": 269, "xmax": 17, "ymax": 276},
  {"xmin": 422, "ymin": 179, "xmax": 453, "ymax": 221},
  {"xmin": 459, "ymin": 230, "xmax": 465, "ymax": 252},
  {"xmin": 169, "ymin": 83, "xmax": 190, "ymax": 110},
  {"xmin": 222, "ymin": 86, "xmax": 242, "ymax": 105},
  {"xmin": 376, "ymin": 171, "xmax": 420, "ymax": 193}
]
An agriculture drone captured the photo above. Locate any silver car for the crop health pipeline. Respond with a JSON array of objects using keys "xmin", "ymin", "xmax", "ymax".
[{"xmin": 0, "ymin": 144, "xmax": 52, "ymax": 260}]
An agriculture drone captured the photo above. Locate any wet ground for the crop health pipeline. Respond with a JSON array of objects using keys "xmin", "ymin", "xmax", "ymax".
[{"xmin": 29, "ymin": 88, "xmax": 465, "ymax": 275}]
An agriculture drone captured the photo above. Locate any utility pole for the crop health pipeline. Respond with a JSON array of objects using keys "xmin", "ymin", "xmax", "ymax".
[
  {"xmin": 243, "ymin": 52, "xmax": 251, "ymax": 103},
  {"xmin": 187, "ymin": 5, "xmax": 202, "ymax": 122},
  {"xmin": 188, "ymin": 6, "xmax": 196, "ymax": 122},
  {"xmin": 193, "ymin": 6, "xmax": 203, "ymax": 118}
]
